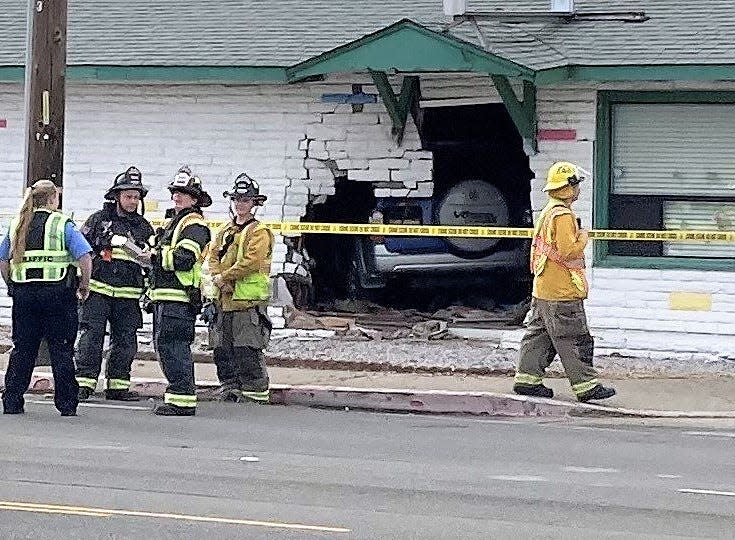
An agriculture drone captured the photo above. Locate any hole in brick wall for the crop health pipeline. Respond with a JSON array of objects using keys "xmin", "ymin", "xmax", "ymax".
[{"xmin": 284, "ymin": 104, "xmax": 533, "ymax": 326}]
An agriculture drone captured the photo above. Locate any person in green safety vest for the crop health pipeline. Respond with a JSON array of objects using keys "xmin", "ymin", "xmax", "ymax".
[
  {"xmin": 0, "ymin": 180, "xmax": 93, "ymax": 416},
  {"xmin": 145, "ymin": 166, "xmax": 211, "ymax": 416},
  {"xmin": 75, "ymin": 166, "xmax": 154, "ymax": 401},
  {"xmin": 205, "ymin": 173, "xmax": 274, "ymax": 403}
]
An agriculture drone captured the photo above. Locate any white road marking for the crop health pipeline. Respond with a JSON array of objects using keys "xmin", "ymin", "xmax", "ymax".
[
  {"xmin": 683, "ymin": 431, "xmax": 735, "ymax": 439},
  {"xmin": 569, "ymin": 425, "xmax": 651, "ymax": 435},
  {"xmin": 488, "ymin": 475, "xmax": 548, "ymax": 482},
  {"xmin": 678, "ymin": 489, "xmax": 735, "ymax": 497},
  {"xmin": 240, "ymin": 456, "xmax": 260, "ymax": 462},
  {"xmin": 27, "ymin": 399, "xmax": 150, "ymax": 411},
  {"xmin": 563, "ymin": 466, "xmax": 619, "ymax": 474},
  {"xmin": 658, "ymin": 474, "xmax": 682, "ymax": 479}
]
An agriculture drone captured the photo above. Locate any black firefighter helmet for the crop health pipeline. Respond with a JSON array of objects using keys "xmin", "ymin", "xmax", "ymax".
[
  {"xmin": 104, "ymin": 166, "xmax": 149, "ymax": 201},
  {"xmin": 168, "ymin": 165, "xmax": 212, "ymax": 208},
  {"xmin": 223, "ymin": 172, "xmax": 267, "ymax": 206}
]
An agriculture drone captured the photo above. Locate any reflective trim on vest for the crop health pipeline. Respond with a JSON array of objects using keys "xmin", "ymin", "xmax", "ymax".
[
  {"xmin": 9, "ymin": 211, "xmax": 74, "ymax": 283},
  {"xmin": 164, "ymin": 392, "xmax": 197, "ymax": 407},
  {"xmin": 162, "ymin": 213, "xmax": 205, "ymax": 289},
  {"xmin": 107, "ymin": 379, "xmax": 131, "ymax": 390},
  {"xmin": 530, "ymin": 202, "xmax": 588, "ymax": 295},
  {"xmin": 232, "ymin": 222, "xmax": 271, "ymax": 302},
  {"xmin": 148, "ymin": 288, "xmax": 190, "ymax": 302},
  {"xmin": 89, "ymin": 279, "xmax": 144, "ymax": 299}
]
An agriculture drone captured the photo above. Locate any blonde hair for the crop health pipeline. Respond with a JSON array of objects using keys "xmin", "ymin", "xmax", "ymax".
[
  {"xmin": 548, "ymin": 184, "xmax": 575, "ymax": 201},
  {"xmin": 11, "ymin": 180, "xmax": 59, "ymax": 265}
]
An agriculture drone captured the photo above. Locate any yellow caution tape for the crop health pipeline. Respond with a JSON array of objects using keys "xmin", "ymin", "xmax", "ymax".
[
  {"xmin": 1, "ymin": 212, "xmax": 732, "ymax": 243},
  {"xmin": 146, "ymin": 219, "xmax": 735, "ymax": 243}
]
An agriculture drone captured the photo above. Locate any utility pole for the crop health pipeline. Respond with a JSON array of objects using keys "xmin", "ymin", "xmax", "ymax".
[
  {"xmin": 23, "ymin": 0, "xmax": 68, "ymax": 200},
  {"xmin": 23, "ymin": 0, "xmax": 68, "ymax": 367}
]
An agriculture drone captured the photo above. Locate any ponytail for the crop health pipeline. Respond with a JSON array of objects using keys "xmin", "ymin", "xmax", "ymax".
[{"xmin": 11, "ymin": 180, "xmax": 59, "ymax": 265}]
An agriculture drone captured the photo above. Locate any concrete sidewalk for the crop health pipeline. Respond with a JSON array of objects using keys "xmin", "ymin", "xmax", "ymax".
[{"xmin": 3, "ymin": 355, "xmax": 735, "ymax": 418}]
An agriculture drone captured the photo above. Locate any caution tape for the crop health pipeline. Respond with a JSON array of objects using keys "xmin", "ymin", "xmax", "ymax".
[
  {"xmin": 146, "ymin": 219, "xmax": 735, "ymax": 243},
  {"xmin": 2, "ymin": 213, "xmax": 733, "ymax": 242}
]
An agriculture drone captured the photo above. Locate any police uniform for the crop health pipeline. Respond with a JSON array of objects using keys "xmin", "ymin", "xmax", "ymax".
[
  {"xmin": 75, "ymin": 167, "xmax": 154, "ymax": 401},
  {"xmin": 207, "ymin": 173, "xmax": 274, "ymax": 403},
  {"xmin": 1, "ymin": 199, "xmax": 92, "ymax": 415},
  {"xmin": 514, "ymin": 162, "xmax": 616, "ymax": 403},
  {"xmin": 149, "ymin": 167, "xmax": 211, "ymax": 416}
]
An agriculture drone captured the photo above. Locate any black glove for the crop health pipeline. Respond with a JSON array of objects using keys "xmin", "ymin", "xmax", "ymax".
[{"xmin": 201, "ymin": 302, "xmax": 217, "ymax": 325}]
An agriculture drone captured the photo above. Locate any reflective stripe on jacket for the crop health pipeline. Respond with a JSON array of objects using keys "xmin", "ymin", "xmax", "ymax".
[{"xmin": 149, "ymin": 210, "xmax": 209, "ymax": 303}]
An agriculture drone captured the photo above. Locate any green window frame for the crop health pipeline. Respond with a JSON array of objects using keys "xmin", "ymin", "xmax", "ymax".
[{"xmin": 594, "ymin": 90, "xmax": 735, "ymax": 271}]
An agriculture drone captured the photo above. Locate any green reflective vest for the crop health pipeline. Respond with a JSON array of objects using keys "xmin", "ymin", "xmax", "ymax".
[
  {"xmin": 232, "ymin": 222, "xmax": 271, "ymax": 302},
  {"xmin": 9, "ymin": 210, "xmax": 74, "ymax": 283}
]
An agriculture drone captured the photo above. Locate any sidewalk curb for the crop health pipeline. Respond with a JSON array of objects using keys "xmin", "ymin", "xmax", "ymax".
[{"xmin": 12, "ymin": 372, "xmax": 735, "ymax": 419}]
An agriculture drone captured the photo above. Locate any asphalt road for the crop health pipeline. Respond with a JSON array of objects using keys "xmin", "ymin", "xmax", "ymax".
[{"xmin": 0, "ymin": 399, "xmax": 733, "ymax": 539}]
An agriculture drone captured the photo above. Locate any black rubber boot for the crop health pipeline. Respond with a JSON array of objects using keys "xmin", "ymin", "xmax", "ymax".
[
  {"xmin": 513, "ymin": 384, "xmax": 554, "ymax": 399},
  {"xmin": 78, "ymin": 387, "xmax": 94, "ymax": 401},
  {"xmin": 577, "ymin": 385, "xmax": 616, "ymax": 403},
  {"xmin": 105, "ymin": 389, "xmax": 141, "ymax": 402},
  {"xmin": 153, "ymin": 404, "xmax": 196, "ymax": 416}
]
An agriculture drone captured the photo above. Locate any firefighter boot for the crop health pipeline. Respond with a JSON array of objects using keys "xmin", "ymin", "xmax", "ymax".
[
  {"xmin": 153, "ymin": 404, "xmax": 196, "ymax": 416},
  {"xmin": 513, "ymin": 384, "xmax": 554, "ymax": 399},
  {"xmin": 240, "ymin": 378, "xmax": 270, "ymax": 404},
  {"xmin": 78, "ymin": 386, "xmax": 94, "ymax": 401},
  {"xmin": 202, "ymin": 381, "xmax": 241, "ymax": 402},
  {"xmin": 577, "ymin": 385, "xmax": 616, "ymax": 403},
  {"xmin": 105, "ymin": 389, "xmax": 141, "ymax": 402}
]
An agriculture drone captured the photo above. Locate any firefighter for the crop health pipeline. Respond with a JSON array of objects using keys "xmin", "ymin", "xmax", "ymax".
[
  {"xmin": 75, "ymin": 167, "xmax": 154, "ymax": 401},
  {"xmin": 0, "ymin": 180, "xmax": 92, "ymax": 416},
  {"xmin": 206, "ymin": 173, "xmax": 273, "ymax": 403},
  {"xmin": 145, "ymin": 166, "xmax": 211, "ymax": 416},
  {"xmin": 513, "ymin": 162, "xmax": 616, "ymax": 402}
]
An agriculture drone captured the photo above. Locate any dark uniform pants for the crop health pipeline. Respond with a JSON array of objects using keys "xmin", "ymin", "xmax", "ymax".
[
  {"xmin": 75, "ymin": 291, "xmax": 143, "ymax": 390},
  {"xmin": 154, "ymin": 301, "xmax": 197, "ymax": 409},
  {"xmin": 515, "ymin": 299, "xmax": 600, "ymax": 397},
  {"xmin": 210, "ymin": 306, "xmax": 271, "ymax": 393},
  {"xmin": 3, "ymin": 284, "xmax": 78, "ymax": 414}
]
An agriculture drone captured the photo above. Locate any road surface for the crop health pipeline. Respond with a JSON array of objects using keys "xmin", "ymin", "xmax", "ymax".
[{"xmin": 0, "ymin": 399, "xmax": 733, "ymax": 539}]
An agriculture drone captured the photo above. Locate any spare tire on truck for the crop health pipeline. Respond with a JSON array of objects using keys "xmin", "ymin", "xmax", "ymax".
[{"xmin": 435, "ymin": 179, "xmax": 510, "ymax": 258}]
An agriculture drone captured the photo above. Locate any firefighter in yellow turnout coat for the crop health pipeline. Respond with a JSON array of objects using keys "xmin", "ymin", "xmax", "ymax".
[
  {"xmin": 514, "ymin": 162, "xmax": 616, "ymax": 403},
  {"xmin": 206, "ymin": 173, "xmax": 274, "ymax": 403}
]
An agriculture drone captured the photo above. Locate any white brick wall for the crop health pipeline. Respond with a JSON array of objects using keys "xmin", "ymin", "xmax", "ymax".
[
  {"xmin": 0, "ymin": 76, "xmax": 436, "ymax": 329},
  {"xmin": 527, "ymin": 82, "xmax": 735, "ymax": 360},
  {"xmin": 3, "ymin": 75, "xmax": 735, "ymax": 359}
]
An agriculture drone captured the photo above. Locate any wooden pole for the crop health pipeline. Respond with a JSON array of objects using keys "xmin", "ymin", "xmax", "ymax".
[{"xmin": 23, "ymin": 0, "xmax": 68, "ymax": 204}]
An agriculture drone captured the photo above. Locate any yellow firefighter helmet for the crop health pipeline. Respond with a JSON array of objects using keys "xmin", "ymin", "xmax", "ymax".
[{"xmin": 543, "ymin": 161, "xmax": 589, "ymax": 192}]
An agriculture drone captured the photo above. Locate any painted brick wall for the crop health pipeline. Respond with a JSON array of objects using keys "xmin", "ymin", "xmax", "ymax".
[
  {"xmin": 3, "ymin": 76, "xmax": 735, "ymax": 360},
  {"xmin": 0, "ymin": 76, "xmax": 435, "ymax": 329},
  {"xmin": 529, "ymin": 83, "xmax": 735, "ymax": 360}
]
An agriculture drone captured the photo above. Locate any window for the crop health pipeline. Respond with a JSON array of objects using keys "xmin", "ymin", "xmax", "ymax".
[{"xmin": 595, "ymin": 92, "xmax": 735, "ymax": 270}]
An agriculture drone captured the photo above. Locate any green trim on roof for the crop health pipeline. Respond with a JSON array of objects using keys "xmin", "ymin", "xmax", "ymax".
[
  {"xmin": 0, "ymin": 65, "xmax": 288, "ymax": 83},
  {"xmin": 287, "ymin": 19, "xmax": 534, "ymax": 82},
  {"xmin": 536, "ymin": 64, "xmax": 735, "ymax": 85}
]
